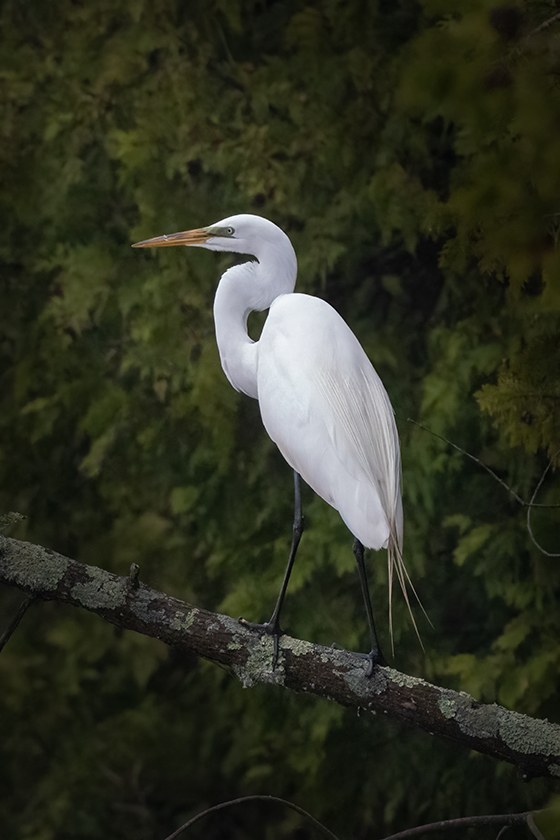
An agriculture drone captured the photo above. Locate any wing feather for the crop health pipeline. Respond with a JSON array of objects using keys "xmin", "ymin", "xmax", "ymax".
[{"xmin": 258, "ymin": 293, "xmax": 425, "ymax": 648}]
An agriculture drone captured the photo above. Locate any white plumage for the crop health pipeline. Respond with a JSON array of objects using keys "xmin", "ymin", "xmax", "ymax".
[
  {"xmin": 258, "ymin": 292, "xmax": 402, "ymax": 551},
  {"xmin": 133, "ymin": 213, "xmax": 415, "ymax": 653}
]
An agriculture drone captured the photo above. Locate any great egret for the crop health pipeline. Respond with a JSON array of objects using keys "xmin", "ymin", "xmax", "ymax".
[{"xmin": 133, "ymin": 214, "xmax": 413, "ymax": 672}]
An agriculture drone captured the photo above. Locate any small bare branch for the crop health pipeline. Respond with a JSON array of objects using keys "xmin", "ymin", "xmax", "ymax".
[
  {"xmin": 408, "ymin": 419, "xmax": 558, "ymax": 509},
  {"xmin": 525, "ymin": 12, "xmax": 560, "ymax": 40},
  {"xmin": 0, "ymin": 595, "xmax": 34, "ymax": 652},
  {"xmin": 381, "ymin": 810, "xmax": 530, "ymax": 840},
  {"xmin": 161, "ymin": 795, "xmax": 341, "ymax": 840},
  {"xmin": 409, "ymin": 419, "xmax": 560, "ymax": 556},
  {"xmin": 161, "ymin": 796, "xmax": 533, "ymax": 840},
  {"xmin": 526, "ymin": 460, "xmax": 560, "ymax": 557}
]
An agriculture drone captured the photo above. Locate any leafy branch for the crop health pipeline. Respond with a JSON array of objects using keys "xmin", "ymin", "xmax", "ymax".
[{"xmin": 1, "ymin": 534, "xmax": 559, "ymax": 781}]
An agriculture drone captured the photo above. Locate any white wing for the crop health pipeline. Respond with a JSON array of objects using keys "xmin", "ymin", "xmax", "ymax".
[
  {"xmin": 256, "ymin": 293, "xmax": 402, "ymax": 550},
  {"xmin": 257, "ymin": 292, "xmax": 423, "ymax": 647}
]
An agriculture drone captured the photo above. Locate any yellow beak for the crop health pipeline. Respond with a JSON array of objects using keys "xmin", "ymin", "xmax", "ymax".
[{"xmin": 131, "ymin": 228, "xmax": 209, "ymax": 248}]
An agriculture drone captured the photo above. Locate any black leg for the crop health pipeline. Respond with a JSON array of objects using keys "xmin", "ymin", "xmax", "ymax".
[
  {"xmin": 240, "ymin": 470, "xmax": 304, "ymax": 667},
  {"xmin": 267, "ymin": 470, "xmax": 303, "ymax": 624},
  {"xmin": 353, "ymin": 539, "xmax": 385, "ymax": 674}
]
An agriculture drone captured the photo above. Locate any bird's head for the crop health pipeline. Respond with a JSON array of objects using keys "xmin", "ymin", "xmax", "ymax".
[{"xmin": 132, "ymin": 213, "xmax": 292, "ymax": 261}]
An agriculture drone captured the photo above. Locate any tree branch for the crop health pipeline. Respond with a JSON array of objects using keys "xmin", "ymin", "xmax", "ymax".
[
  {"xmin": 162, "ymin": 796, "xmax": 532, "ymax": 840},
  {"xmin": 1, "ymin": 535, "xmax": 559, "ymax": 780},
  {"xmin": 382, "ymin": 811, "xmax": 530, "ymax": 840},
  {"xmin": 162, "ymin": 795, "xmax": 341, "ymax": 840}
]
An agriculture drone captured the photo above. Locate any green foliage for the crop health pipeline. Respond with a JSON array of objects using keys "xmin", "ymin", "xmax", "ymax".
[
  {"xmin": 478, "ymin": 318, "xmax": 560, "ymax": 461},
  {"xmin": 1, "ymin": 0, "xmax": 559, "ymax": 838}
]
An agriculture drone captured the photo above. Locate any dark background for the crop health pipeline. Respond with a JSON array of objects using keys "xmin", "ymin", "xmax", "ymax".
[{"xmin": 1, "ymin": 1, "xmax": 559, "ymax": 837}]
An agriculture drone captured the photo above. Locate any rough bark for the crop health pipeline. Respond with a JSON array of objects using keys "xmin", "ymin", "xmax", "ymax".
[{"xmin": 1, "ymin": 534, "xmax": 559, "ymax": 780}]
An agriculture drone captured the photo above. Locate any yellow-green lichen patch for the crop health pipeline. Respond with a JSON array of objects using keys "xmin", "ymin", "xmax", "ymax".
[
  {"xmin": 330, "ymin": 656, "xmax": 390, "ymax": 696},
  {"xmin": 438, "ymin": 692, "xmax": 498, "ymax": 740},
  {"xmin": 438, "ymin": 694, "xmax": 459, "ymax": 720},
  {"xmin": 388, "ymin": 669, "xmax": 425, "ymax": 691},
  {"xmin": 168, "ymin": 608, "xmax": 198, "ymax": 633},
  {"xmin": 129, "ymin": 589, "xmax": 168, "ymax": 625},
  {"xmin": 498, "ymin": 707, "xmax": 560, "ymax": 757},
  {"xmin": 282, "ymin": 636, "xmax": 315, "ymax": 658},
  {"xmin": 232, "ymin": 634, "xmax": 285, "ymax": 688},
  {"xmin": 437, "ymin": 688, "xmax": 499, "ymax": 734},
  {"xmin": 0, "ymin": 513, "xmax": 25, "ymax": 534},
  {"xmin": 1, "ymin": 538, "xmax": 69, "ymax": 592},
  {"xmin": 72, "ymin": 571, "xmax": 127, "ymax": 610}
]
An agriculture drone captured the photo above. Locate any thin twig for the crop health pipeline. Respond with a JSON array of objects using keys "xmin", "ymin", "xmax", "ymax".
[
  {"xmin": 380, "ymin": 810, "xmax": 530, "ymax": 840},
  {"xmin": 409, "ymin": 419, "xmax": 560, "ymax": 556},
  {"xmin": 527, "ymin": 813, "xmax": 547, "ymax": 840},
  {"xmin": 527, "ymin": 459, "xmax": 560, "ymax": 557},
  {"xmin": 161, "ymin": 798, "xmax": 533, "ymax": 840},
  {"xmin": 494, "ymin": 827, "xmax": 511, "ymax": 840},
  {"xmin": 408, "ymin": 419, "xmax": 559, "ymax": 509},
  {"xmin": 525, "ymin": 12, "xmax": 560, "ymax": 40},
  {"xmin": 0, "ymin": 595, "xmax": 34, "ymax": 653},
  {"xmin": 161, "ymin": 795, "xmax": 341, "ymax": 840}
]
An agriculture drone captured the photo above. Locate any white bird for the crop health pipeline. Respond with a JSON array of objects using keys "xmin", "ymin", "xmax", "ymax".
[{"xmin": 133, "ymin": 214, "xmax": 415, "ymax": 671}]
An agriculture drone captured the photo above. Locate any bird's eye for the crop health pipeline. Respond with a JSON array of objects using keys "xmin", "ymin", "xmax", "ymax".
[{"xmin": 225, "ymin": 226, "xmax": 234, "ymax": 236}]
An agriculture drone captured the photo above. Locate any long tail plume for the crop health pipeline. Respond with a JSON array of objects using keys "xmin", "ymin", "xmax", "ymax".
[{"xmin": 387, "ymin": 524, "xmax": 431, "ymax": 655}]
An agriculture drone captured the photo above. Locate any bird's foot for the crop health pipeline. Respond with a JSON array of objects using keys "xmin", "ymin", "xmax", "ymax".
[
  {"xmin": 356, "ymin": 648, "xmax": 385, "ymax": 676},
  {"xmin": 337, "ymin": 647, "xmax": 385, "ymax": 676},
  {"xmin": 238, "ymin": 617, "xmax": 283, "ymax": 669}
]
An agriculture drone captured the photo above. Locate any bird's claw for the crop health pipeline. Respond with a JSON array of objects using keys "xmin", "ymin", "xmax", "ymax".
[
  {"xmin": 339, "ymin": 648, "xmax": 385, "ymax": 676},
  {"xmin": 238, "ymin": 617, "xmax": 283, "ymax": 669},
  {"xmin": 359, "ymin": 648, "xmax": 385, "ymax": 676}
]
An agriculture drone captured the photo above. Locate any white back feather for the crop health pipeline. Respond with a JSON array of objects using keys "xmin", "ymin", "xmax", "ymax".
[{"xmin": 317, "ymin": 363, "xmax": 425, "ymax": 651}]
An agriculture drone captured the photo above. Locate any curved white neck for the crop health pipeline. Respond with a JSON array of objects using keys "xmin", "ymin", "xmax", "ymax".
[{"xmin": 213, "ymin": 242, "xmax": 297, "ymax": 398}]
